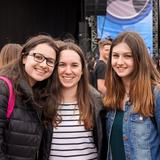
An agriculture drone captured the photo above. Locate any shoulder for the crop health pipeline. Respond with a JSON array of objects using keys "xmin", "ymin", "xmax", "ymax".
[
  {"xmin": 89, "ymin": 85, "xmax": 101, "ymax": 97},
  {"xmin": 89, "ymin": 85, "xmax": 103, "ymax": 108},
  {"xmin": 96, "ymin": 60, "xmax": 105, "ymax": 66},
  {"xmin": 153, "ymin": 85, "xmax": 160, "ymax": 98},
  {"xmin": 0, "ymin": 79, "xmax": 9, "ymax": 96},
  {"xmin": 95, "ymin": 60, "xmax": 107, "ymax": 72}
]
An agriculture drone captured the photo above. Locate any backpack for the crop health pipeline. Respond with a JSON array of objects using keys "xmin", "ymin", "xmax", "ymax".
[{"xmin": 0, "ymin": 76, "xmax": 15, "ymax": 118}]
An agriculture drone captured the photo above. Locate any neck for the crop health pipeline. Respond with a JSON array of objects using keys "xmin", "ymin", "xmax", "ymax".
[
  {"xmin": 122, "ymin": 78, "xmax": 130, "ymax": 93},
  {"xmin": 62, "ymin": 87, "xmax": 77, "ymax": 103}
]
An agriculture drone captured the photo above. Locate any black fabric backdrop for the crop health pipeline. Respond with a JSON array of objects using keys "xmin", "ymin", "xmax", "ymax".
[{"xmin": 0, "ymin": 0, "xmax": 82, "ymax": 48}]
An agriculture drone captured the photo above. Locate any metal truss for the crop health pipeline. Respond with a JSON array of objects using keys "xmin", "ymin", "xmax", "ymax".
[
  {"xmin": 153, "ymin": 0, "xmax": 159, "ymax": 56},
  {"xmin": 86, "ymin": 15, "xmax": 98, "ymax": 54}
]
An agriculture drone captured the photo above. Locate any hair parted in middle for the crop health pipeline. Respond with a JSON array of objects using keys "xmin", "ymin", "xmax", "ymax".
[
  {"xmin": 44, "ymin": 42, "xmax": 95, "ymax": 129},
  {"xmin": 0, "ymin": 34, "xmax": 59, "ymax": 108},
  {"xmin": 103, "ymin": 31, "xmax": 160, "ymax": 116}
]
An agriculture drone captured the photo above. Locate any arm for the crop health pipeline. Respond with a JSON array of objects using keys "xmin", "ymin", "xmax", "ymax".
[
  {"xmin": 154, "ymin": 87, "xmax": 160, "ymax": 135},
  {"xmin": 96, "ymin": 62, "xmax": 107, "ymax": 96},
  {"xmin": 38, "ymin": 123, "xmax": 53, "ymax": 160},
  {"xmin": 0, "ymin": 80, "xmax": 10, "ymax": 160},
  {"xmin": 90, "ymin": 86, "xmax": 107, "ymax": 160},
  {"xmin": 97, "ymin": 79, "xmax": 106, "ymax": 96}
]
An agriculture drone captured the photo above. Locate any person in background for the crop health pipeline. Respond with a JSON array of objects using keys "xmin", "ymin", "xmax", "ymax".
[
  {"xmin": 93, "ymin": 39, "xmax": 112, "ymax": 96},
  {"xmin": 103, "ymin": 31, "xmax": 160, "ymax": 160},
  {"xmin": 0, "ymin": 34, "xmax": 59, "ymax": 160},
  {"xmin": 0, "ymin": 43, "xmax": 22, "ymax": 68},
  {"xmin": 55, "ymin": 40, "xmax": 65, "ymax": 47},
  {"xmin": 86, "ymin": 53, "xmax": 96, "ymax": 85},
  {"xmin": 39, "ymin": 42, "xmax": 106, "ymax": 160}
]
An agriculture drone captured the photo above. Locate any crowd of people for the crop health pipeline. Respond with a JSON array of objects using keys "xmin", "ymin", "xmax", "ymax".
[{"xmin": 0, "ymin": 31, "xmax": 159, "ymax": 160}]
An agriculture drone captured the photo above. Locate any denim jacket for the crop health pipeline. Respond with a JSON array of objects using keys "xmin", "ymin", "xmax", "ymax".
[{"xmin": 106, "ymin": 87, "xmax": 160, "ymax": 160}]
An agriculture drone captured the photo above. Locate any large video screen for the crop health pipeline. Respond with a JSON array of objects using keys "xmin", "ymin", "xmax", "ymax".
[{"xmin": 97, "ymin": 0, "xmax": 153, "ymax": 55}]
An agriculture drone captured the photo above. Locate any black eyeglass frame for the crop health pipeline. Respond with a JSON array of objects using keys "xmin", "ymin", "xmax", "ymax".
[{"xmin": 28, "ymin": 52, "xmax": 56, "ymax": 67}]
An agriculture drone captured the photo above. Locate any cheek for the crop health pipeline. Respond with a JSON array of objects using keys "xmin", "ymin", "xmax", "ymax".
[
  {"xmin": 58, "ymin": 68, "xmax": 63, "ymax": 75},
  {"xmin": 129, "ymin": 60, "xmax": 134, "ymax": 69},
  {"xmin": 77, "ymin": 69, "xmax": 83, "ymax": 79},
  {"xmin": 111, "ymin": 59, "xmax": 116, "ymax": 67},
  {"xmin": 47, "ymin": 68, "xmax": 54, "ymax": 76},
  {"xmin": 24, "ymin": 62, "xmax": 32, "ymax": 74}
]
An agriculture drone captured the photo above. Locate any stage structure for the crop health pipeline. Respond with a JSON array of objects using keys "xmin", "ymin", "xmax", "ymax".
[
  {"xmin": 79, "ymin": 0, "xmax": 106, "ymax": 56},
  {"xmin": 152, "ymin": 0, "xmax": 158, "ymax": 56},
  {"xmin": 83, "ymin": 0, "xmax": 159, "ymax": 57}
]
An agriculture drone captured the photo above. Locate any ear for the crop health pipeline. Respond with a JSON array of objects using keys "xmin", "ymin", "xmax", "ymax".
[{"xmin": 22, "ymin": 55, "xmax": 27, "ymax": 64}]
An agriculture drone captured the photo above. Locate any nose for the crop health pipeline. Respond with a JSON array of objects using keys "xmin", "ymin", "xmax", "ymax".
[
  {"xmin": 65, "ymin": 66, "xmax": 72, "ymax": 74},
  {"xmin": 39, "ymin": 59, "xmax": 47, "ymax": 67},
  {"xmin": 117, "ymin": 56, "xmax": 124, "ymax": 65}
]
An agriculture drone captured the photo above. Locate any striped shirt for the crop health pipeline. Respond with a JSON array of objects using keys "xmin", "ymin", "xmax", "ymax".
[{"xmin": 49, "ymin": 103, "xmax": 98, "ymax": 160}]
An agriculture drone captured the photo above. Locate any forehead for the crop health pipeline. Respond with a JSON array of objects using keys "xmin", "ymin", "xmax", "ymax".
[
  {"xmin": 31, "ymin": 43, "xmax": 56, "ymax": 58},
  {"xmin": 112, "ymin": 42, "xmax": 131, "ymax": 53},
  {"xmin": 103, "ymin": 44, "xmax": 111, "ymax": 50},
  {"xmin": 60, "ymin": 49, "xmax": 81, "ymax": 63}
]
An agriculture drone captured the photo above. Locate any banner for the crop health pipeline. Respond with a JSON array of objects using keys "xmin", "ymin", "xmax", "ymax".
[{"xmin": 97, "ymin": 0, "xmax": 153, "ymax": 55}]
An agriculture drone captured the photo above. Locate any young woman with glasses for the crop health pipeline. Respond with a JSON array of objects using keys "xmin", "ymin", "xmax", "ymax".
[{"xmin": 0, "ymin": 34, "xmax": 59, "ymax": 160}]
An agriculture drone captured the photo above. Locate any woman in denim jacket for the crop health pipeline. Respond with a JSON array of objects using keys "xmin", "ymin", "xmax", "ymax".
[{"xmin": 103, "ymin": 31, "xmax": 160, "ymax": 160}]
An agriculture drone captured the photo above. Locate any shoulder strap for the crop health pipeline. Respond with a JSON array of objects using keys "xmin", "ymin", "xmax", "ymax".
[{"xmin": 0, "ymin": 76, "xmax": 15, "ymax": 118}]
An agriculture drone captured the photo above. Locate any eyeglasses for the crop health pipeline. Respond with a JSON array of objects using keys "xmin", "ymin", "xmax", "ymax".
[{"xmin": 28, "ymin": 53, "xmax": 56, "ymax": 67}]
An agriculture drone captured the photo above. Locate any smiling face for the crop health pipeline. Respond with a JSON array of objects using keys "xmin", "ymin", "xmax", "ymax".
[
  {"xmin": 111, "ymin": 42, "xmax": 134, "ymax": 82},
  {"xmin": 58, "ymin": 49, "xmax": 83, "ymax": 91},
  {"xmin": 100, "ymin": 44, "xmax": 111, "ymax": 61},
  {"xmin": 23, "ymin": 43, "xmax": 56, "ymax": 86}
]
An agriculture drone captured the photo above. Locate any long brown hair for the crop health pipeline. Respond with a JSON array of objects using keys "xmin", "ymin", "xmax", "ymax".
[
  {"xmin": 103, "ymin": 31, "xmax": 160, "ymax": 116},
  {"xmin": 45, "ymin": 42, "xmax": 94, "ymax": 129},
  {"xmin": 0, "ymin": 35, "xmax": 59, "ymax": 108},
  {"xmin": 0, "ymin": 43, "xmax": 22, "ymax": 68}
]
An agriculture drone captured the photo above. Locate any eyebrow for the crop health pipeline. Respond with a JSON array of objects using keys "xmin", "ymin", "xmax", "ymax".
[
  {"xmin": 31, "ymin": 52, "xmax": 55, "ymax": 59},
  {"xmin": 112, "ymin": 51, "xmax": 132, "ymax": 54}
]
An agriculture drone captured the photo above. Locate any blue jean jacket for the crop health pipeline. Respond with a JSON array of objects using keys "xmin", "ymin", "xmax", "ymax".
[{"xmin": 106, "ymin": 88, "xmax": 160, "ymax": 160}]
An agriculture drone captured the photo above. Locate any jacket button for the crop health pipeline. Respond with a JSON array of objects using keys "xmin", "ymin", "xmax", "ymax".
[{"xmin": 123, "ymin": 136, "xmax": 128, "ymax": 141}]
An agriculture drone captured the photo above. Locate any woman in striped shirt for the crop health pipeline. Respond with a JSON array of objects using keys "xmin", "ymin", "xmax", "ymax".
[{"xmin": 39, "ymin": 42, "xmax": 106, "ymax": 160}]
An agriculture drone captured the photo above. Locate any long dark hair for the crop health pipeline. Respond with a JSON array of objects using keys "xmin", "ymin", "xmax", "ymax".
[
  {"xmin": 0, "ymin": 34, "xmax": 59, "ymax": 108},
  {"xmin": 45, "ymin": 42, "xmax": 94, "ymax": 129}
]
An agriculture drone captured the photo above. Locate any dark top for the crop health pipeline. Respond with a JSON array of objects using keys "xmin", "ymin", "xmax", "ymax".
[
  {"xmin": 0, "ymin": 79, "xmax": 44, "ymax": 160},
  {"xmin": 110, "ymin": 110, "xmax": 126, "ymax": 160},
  {"xmin": 92, "ymin": 60, "xmax": 107, "ymax": 89}
]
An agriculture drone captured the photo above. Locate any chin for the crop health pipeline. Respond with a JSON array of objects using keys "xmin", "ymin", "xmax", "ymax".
[{"xmin": 35, "ymin": 77, "xmax": 48, "ymax": 82}]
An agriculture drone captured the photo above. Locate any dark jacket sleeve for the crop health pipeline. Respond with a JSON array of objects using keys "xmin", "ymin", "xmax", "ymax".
[
  {"xmin": 38, "ymin": 122, "xmax": 53, "ymax": 160},
  {"xmin": 90, "ymin": 86, "xmax": 107, "ymax": 160},
  {"xmin": 0, "ymin": 80, "xmax": 10, "ymax": 160}
]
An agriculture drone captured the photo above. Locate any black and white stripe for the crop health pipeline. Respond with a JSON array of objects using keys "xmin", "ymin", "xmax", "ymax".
[{"xmin": 49, "ymin": 103, "xmax": 97, "ymax": 160}]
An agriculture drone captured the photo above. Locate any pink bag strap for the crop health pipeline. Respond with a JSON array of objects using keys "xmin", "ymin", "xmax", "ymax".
[{"xmin": 0, "ymin": 76, "xmax": 15, "ymax": 118}]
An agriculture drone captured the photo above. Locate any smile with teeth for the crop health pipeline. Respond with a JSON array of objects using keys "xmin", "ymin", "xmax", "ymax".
[
  {"xmin": 117, "ymin": 67, "xmax": 126, "ymax": 71},
  {"xmin": 63, "ymin": 76, "xmax": 73, "ymax": 80},
  {"xmin": 35, "ymin": 68, "xmax": 45, "ymax": 74}
]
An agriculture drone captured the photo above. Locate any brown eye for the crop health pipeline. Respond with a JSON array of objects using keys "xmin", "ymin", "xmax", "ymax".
[{"xmin": 34, "ymin": 53, "xmax": 44, "ymax": 61}]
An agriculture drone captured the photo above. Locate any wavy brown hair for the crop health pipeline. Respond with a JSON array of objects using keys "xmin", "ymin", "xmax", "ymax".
[
  {"xmin": 103, "ymin": 31, "xmax": 160, "ymax": 116},
  {"xmin": 0, "ymin": 34, "xmax": 59, "ymax": 108},
  {"xmin": 45, "ymin": 42, "xmax": 94, "ymax": 129}
]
